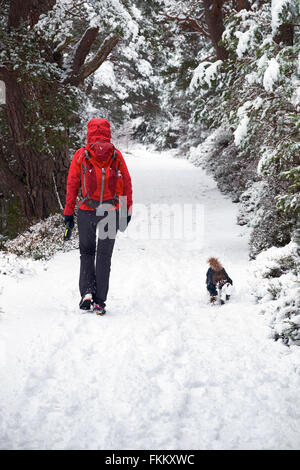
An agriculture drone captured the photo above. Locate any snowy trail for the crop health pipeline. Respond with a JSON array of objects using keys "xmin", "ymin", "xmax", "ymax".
[{"xmin": 1, "ymin": 147, "xmax": 300, "ymax": 450}]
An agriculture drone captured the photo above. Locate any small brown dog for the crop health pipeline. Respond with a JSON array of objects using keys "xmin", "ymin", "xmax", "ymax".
[{"xmin": 206, "ymin": 257, "xmax": 233, "ymax": 305}]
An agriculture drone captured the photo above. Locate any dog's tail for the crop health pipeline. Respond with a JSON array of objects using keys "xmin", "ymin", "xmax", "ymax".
[{"xmin": 208, "ymin": 257, "xmax": 223, "ymax": 271}]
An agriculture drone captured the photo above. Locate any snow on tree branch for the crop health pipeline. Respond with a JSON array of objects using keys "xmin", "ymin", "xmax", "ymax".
[
  {"xmin": 67, "ymin": 27, "xmax": 99, "ymax": 79},
  {"xmin": 81, "ymin": 34, "xmax": 120, "ymax": 82},
  {"xmin": 159, "ymin": 12, "xmax": 210, "ymax": 38}
]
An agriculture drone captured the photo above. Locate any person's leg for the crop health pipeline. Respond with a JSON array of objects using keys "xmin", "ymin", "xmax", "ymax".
[
  {"xmin": 207, "ymin": 283, "xmax": 218, "ymax": 303},
  {"xmin": 94, "ymin": 209, "xmax": 118, "ymax": 307},
  {"xmin": 77, "ymin": 209, "xmax": 97, "ymax": 297},
  {"xmin": 207, "ymin": 283, "xmax": 217, "ymax": 297},
  {"xmin": 94, "ymin": 237, "xmax": 116, "ymax": 306}
]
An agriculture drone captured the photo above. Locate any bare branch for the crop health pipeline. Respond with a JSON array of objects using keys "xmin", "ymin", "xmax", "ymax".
[
  {"xmin": 81, "ymin": 34, "xmax": 120, "ymax": 81},
  {"xmin": 69, "ymin": 27, "xmax": 99, "ymax": 78},
  {"xmin": 53, "ymin": 36, "xmax": 74, "ymax": 55},
  {"xmin": 62, "ymin": 29, "xmax": 119, "ymax": 86},
  {"xmin": 64, "ymin": 0, "xmax": 86, "ymax": 17},
  {"xmin": 159, "ymin": 12, "xmax": 211, "ymax": 38},
  {"xmin": 197, "ymin": 54, "xmax": 216, "ymax": 63}
]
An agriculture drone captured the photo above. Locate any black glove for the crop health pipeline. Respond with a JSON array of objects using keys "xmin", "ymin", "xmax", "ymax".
[{"xmin": 64, "ymin": 214, "xmax": 74, "ymax": 229}]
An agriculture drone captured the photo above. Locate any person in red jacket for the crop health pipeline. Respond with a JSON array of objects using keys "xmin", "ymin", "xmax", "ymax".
[{"xmin": 64, "ymin": 118, "xmax": 132, "ymax": 315}]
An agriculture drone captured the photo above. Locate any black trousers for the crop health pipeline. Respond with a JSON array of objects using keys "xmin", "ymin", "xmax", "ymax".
[
  {"xmin": 77, "ymin": 208, "xmax": 118, "ymax": 306},
  {"xmin": 207, "ymin": 283, "xmax": 218, "ymax": 297}
]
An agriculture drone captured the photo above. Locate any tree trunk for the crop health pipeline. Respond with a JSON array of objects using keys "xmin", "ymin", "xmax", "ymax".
[
  {"xmin": 1, "ymin": 68, "xmax": 69, "ymax": 222},
  {"xmin": 203, "ymin": 0, "xmax": 228, "ymax": 60},
  {"xmin": 8, "ymin": 0, "xmax": 56, "ymax": 29},
  {"xmin": 1, "ymin": 1, "xmax": 119, "ymax": 235},
  {"xmin": 274, "ymin": 24, "xmax": 294, "ymax": 46},
  {"xmin": 236, "ymin": 0, "xmax": 251, "ymax": 11}
]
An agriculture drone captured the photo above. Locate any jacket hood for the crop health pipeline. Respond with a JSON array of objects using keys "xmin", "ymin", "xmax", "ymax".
[
  {"xmin": 208, "ymin": 257, "xmax": 223, "ymax": 271},
  {"xmin": 87, "ymin": 118, "xmax": 111, "ymax": 144}
]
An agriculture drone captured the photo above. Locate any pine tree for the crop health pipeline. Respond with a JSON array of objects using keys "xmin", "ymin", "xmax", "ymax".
[
  {"xmin": 187, "ymin": 0, "xmax": 300, "ymax": 255},
  {"xmin": 0, "ymin": 0, "xmax": 135, "ymax": 235}
]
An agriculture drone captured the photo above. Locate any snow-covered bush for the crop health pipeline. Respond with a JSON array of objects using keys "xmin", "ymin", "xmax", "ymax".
[
  {"xmin": 237, "ymin": 181, "xmax": 267, "ymax": 226},
  {"xmin": 189, "ymin": 127, "xmax": 231, "ymax": 166},
  {"xmin": 3, "ymin": 214, "xmax": 78, "ymax": 260},
  {"xmin": 188, "ymin": 0, "xmax": 299, "ymax": 256},
  {"xmin": 189, "ymin": 127, "xmax": 257, "ymax": 201},
  {"xmin": 237, "ymin": 179, "xmax": 294, "ymax": 258},
  {"xmin": 0, "ymin": 251, "xmax": 40, "ymax": 278},
  {"xmin": 250, "ymin": 241, "xmax": 300, "ymax": 346}
]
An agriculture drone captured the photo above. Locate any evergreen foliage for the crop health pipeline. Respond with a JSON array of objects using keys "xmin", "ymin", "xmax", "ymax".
[
  {"xmin": 1, "ymin": 0, "xmax": 299, "ymax": 261},
  {"xmin": 186, "ymin": 0, "xmax": 300, "ymax": 256}
]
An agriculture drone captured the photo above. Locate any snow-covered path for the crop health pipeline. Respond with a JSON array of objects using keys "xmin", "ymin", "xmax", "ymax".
[{"xmin": 1, "ymin": 147, "xmax": 300, "ymax": 450}]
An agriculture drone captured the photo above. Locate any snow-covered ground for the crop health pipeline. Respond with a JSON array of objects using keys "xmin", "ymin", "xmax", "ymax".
[{"xmin": 1, "ymin": 146, "xmax": 300, "ymax": 450}]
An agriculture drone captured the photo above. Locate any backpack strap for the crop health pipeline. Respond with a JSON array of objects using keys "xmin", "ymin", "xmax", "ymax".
[
  {"xmin": 77, "ymin": 149, "xmax": 92, "ymax": 208},
  {"xmin": 111, "ymin": 148, "xmax": 123, "ymax": 208},
  {"xmin": 104, "ymin": 146, "xmax": 117, "ymax": 168}
]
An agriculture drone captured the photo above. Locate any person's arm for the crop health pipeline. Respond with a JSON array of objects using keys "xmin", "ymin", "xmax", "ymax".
[
  {"xmin": 64, "ymin": 150, "xmax": 82, "ymax": 216},
  {"xmin": 117, "ymin": 150, "xmax": 133, "ymax": 214},
  {"xmin": 223, "ymin": 268, "xmax": 233, "ymax": 285}
]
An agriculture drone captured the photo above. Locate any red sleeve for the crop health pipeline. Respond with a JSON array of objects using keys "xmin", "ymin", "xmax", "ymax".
[
  {"xmin": 117, "ymin": 150, "xmax": 133, "ymax": 212},
  {"xmin": 64, "ymin": 150, "xmax": 82, "ymax": 216}
]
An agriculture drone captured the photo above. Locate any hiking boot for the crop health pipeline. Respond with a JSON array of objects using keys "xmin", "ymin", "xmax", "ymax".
[
  {"xmin": 226, "ymin": 295, "xmax": 230, "ymax": 301},
  {"xmin": 79, "ymin": 293, "xmax": 93, "ymax": 310},
  {"xmin": 210, "ymin": 296, "xmax": 216, "ymax": 304},
  {"xmin": 93, "ymin": 303, "xmax": 106, "ymax": 316}
]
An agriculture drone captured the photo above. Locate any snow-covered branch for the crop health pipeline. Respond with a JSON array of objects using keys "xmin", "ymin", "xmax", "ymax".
[
  {"xmin": 159, "ymin": 12, "xmax": 210, "ymax": 38},
  {"xmin": 65, "ymin": 26, "xmax": 99, "ymax": 82},
  {"xmin": 81, "ymin": 34, "xmax": 120, "ymax": 82},
  {"xmin": 62, "ymin": 29, "xmax": 119, "ymax": 86}
]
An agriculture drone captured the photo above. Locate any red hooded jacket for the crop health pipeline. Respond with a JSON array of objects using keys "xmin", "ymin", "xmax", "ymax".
[{"xmin": 64, "ymin": 119, "xmax": 132, "ymax": 216}]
